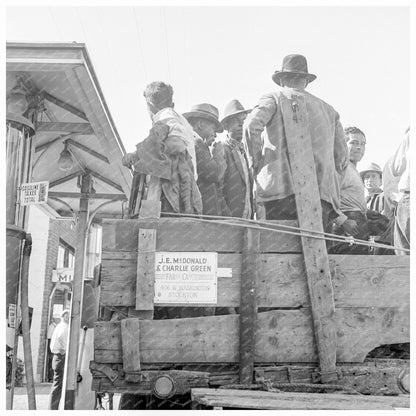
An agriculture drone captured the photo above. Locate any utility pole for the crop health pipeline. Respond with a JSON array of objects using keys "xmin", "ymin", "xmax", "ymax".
[{"xmin": 64, "ymin": 173, "xmax": 91, "ymax": 409}]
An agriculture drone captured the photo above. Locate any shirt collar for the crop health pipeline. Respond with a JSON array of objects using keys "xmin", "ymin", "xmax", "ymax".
[{"xmin": 226, "ymin": 134, "xmax": 245, "ymax": 151}]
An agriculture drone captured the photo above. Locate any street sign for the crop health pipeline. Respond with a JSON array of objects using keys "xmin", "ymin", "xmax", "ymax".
[
  {"xmin": 19, "ymin": 181, "xmax": 49, "ymax": 205},
  {"xmin": 154, "ymin": 252, "xmax": 218, "ymax": 304},
  {"xmin": 52, "ymin": 268, "xmax": 74, "ymax": 283}
]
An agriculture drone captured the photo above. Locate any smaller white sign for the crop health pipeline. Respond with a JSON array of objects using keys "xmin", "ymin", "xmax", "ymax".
[
  {"xmin": 8, "ymin": 304, "xmax": 17, "ymax": 328},
  {"xmin": 52, "ymin": 268, "xmax": 74, "ymax": 283},
  {"xmin": 19, "ymin": 181, "xmax": 49, "ymax": 206},
  {"xmin": 154, "ymin": 252, "xmax": 218, "ymax": 304}
]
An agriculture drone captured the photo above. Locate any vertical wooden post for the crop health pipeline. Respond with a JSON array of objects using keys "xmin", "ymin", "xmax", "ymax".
[
  {"xmin": 121, "ymin": 318, "xmax": 141, "ymax": 381},
  {"xmin": 239, "ymin": 228, "xmax": 260, "ymax": 384},
  {"xmin": 64, "ymin": 174, "xmax": 91, "ymax": 409},
  {"xmin": 280, "ymin": 93, "xmax": 337, "ymax": 383},
  {"xmin": 134, "ymin": 200, "xmax": 160, "ymax": 319}
]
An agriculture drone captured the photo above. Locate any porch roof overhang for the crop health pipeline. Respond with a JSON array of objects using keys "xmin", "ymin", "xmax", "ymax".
[{"xmin": 6, "ymin": 42, "xmax": 132, "ymax": 222}]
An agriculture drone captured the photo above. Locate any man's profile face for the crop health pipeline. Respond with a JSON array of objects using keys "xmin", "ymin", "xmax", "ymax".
[
  {"xmin": 198, "ymin": 119, "xmax": 217, "ymax": 146},
  {"xmin": 347, "ymin": 133, "xmax": 366, "ymax": 163},
  {"xmin": 363, "ymin": 171, "xmax": 382, "ymax": 193},
  {"xmin": 225, "ymin": 113, "xmax": 247, "ymax": 141}
]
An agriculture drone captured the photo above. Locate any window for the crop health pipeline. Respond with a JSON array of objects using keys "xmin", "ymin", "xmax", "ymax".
[{"xmin": 57, "ymin": 239, "xmax": 75, "ymax": 268}]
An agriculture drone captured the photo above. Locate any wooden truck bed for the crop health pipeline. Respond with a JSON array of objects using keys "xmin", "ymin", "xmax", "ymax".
[{"xmin": 91, "ymin": 218, "xmax": 409, "ymax": 400}]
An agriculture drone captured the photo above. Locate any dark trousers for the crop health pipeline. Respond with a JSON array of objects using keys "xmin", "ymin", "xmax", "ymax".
[
  {"xmin": 48, "ymin": 353, "xmax": 65, "ymax": 410},
  {"xmin": 329, "ymin": 211, "xmax": 370, "ymax": 254},
  {"xmin": 264, "ymin": 195, "xmax": 336, "ymax": 234}
]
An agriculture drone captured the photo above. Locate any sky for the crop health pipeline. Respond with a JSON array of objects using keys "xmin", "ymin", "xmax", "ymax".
[{"xmin": 6, "ymin": 2, "xmax": 410, "ymax": 171}]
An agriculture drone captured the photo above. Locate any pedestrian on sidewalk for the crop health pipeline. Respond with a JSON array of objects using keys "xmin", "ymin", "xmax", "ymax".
[{"xmin": 48, "ymin": 309, "xmax": 69, "ymax": 410}]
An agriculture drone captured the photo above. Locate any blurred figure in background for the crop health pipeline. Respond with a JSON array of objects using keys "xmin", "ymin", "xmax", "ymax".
[{"xmin": 220, "ymin": 99, "xmax": 253, "ymax": 218}]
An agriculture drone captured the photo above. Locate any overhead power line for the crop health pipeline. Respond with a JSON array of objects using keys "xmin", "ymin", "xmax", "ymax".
[{"xmin": 132, "ymin": 7, "xmax": 148, "ymax": 83}]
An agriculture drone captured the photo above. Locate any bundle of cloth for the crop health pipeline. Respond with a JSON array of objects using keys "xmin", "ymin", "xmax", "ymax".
[{"xmin": 123, "ymin": 121, "xmax": 202, "ymax": 214}]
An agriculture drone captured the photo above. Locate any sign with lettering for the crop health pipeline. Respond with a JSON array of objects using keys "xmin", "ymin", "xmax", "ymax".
[
  {"xmin": 52, "ymin": 268, "xmax": 74, "ymax": 283},
  {"xmin": 19, "ymin": 181, "xmax": 49, "ymax": 206},
  {"xmin": 8, "ymin": 304, "xmax": 17, "ymax": 328},
  {"xmin": 154, "ymin": 252, "xmax": 217, "ymax": 304}
]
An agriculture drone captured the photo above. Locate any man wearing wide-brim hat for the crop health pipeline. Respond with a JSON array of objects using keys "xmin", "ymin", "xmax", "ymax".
[
  {"xmin": 220, "ymin": 99, "xmax": 253, "ymax": 218},
  {"xmin": 184, "ymin": 103, "xmax": 230, "ymax": 216},
  {"xmin": 243, "ymin": 54, "xmax": 349, "ymax": 231},
  {"xmin": 359, "ymin": 162, "xmax": 384, "ymax": 213}
]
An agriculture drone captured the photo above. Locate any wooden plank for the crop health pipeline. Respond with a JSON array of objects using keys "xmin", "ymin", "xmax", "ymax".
[
  {"xmin": 99, "ymin": 254, "xmax": 409, "ymax": 308},
  {"xmin": 190, "ymin": 388, "xmax": 410, "ymax": 410},
  {"xmin": 36, "ymin": 121, "xmax": 93, "ymax": 134},
  {"xmin": 139, "ymin": 200, "xmax": 161, "ymax": 219},
  {"xmin": 136, "ymin": 229, "xmax": 157, "ymax": 312},
  {"xmin": 100, "ymin": 218, "xmax": 301, "ymax": 253},
  {"xmin": 239, "ymin": 228, "xmax": 260, "ymax": 384},
  {"xmin": 280, "ymin": 93, "xmax": 337, "ymax": 382},
  {"xmin": 93, "ymin": 308, "xmax": 409, "ymax": 364},
  {"xmin": 121, "ymin": 319, "xmax": 141, "ymax": 379}
]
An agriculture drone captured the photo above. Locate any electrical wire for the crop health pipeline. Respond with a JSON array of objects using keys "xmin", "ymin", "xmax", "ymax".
[
  {"xmin": 162, "ymin": 7, "xmax": 171, "ymax": 82},
  {"xmin": 132, "ymin": 7, "xmax": 149, "ymax": 83}
]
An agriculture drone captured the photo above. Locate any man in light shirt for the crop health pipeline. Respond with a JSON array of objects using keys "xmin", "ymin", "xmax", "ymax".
[{"xmin": 48, "ymin": 309, "xmax": 69, "ymax": 410}]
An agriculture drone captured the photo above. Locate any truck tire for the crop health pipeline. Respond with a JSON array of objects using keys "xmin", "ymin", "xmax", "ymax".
[{"xmin": 118, "ymin": 394, "xmax": 148, "ymax": 410}]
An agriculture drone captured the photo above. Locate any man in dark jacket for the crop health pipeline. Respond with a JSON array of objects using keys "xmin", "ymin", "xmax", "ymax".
[
  {"xmin": 184, "ymin": 103, "xmax": 230, "ymax": 216},
  {"xmin": 220, "ymin": 99, "xmax": 253, "ymax": 218}
]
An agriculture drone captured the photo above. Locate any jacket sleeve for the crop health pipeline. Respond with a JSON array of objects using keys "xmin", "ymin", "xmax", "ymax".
[
  {"xmin": 195, "ymin": 138, "xmax": 225, "ymax": 184},
  {"xmin": 243, "ymin": 94, "xmax": 277, "ymax": 173},
  {"xmin": 333, "ymin": 112, "xmax": 349, "ymax": 175},
  {"xmin": 391, "ymin": 132, "xmax": 409, "ymax": 177}
]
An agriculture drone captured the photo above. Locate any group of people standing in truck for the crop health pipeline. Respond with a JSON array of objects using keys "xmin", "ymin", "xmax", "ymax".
[{"xmin": 123, "ymin": 54, "xmax": 409, "ymax": 256}]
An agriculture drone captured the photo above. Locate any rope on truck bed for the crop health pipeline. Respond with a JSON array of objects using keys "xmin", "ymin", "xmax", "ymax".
[{"xmin": 161, "ymin": 212, "xmax": 410, "ymax": 254}]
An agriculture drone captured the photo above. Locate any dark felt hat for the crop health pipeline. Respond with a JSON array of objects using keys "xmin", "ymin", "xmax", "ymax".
[
  {"xmin": 221, "ymin": 99, "xmax": 251, "ymax": 126},
  {"xmin": 183, "ymin": 103, "xmax": 223, "ymax": 133},
  {"xmin": 272, "ymin": 54, "xmax": 317, "ymax": 86}
]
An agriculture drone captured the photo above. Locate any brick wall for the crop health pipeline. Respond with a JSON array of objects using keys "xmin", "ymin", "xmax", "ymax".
[{"xmin": 36, "ymin": 219, "xmax": 76, "ymax": 381}]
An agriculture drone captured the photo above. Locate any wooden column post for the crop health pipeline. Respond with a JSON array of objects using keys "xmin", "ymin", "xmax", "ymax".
[
  {"xmin": 239, "ymin": 228, "xmax": 260, "ymax": 384},
  {"xmin": 64, "ymin": 174, "xmax": 91, "ymax": 409},
  {"xmin": 280, "ymin": 93, "xmax": 338, "ymax": 383}
]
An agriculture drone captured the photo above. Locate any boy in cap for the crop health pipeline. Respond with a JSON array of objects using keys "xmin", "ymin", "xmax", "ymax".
[{"xmin": 360, "ymin": 162, "xmax": 384, "ymax": 213}]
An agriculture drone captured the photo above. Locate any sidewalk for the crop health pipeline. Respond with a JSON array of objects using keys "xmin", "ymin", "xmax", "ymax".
[{"xmin": 8, "ymin": 383, "xmax": 120, "ymax": 410}]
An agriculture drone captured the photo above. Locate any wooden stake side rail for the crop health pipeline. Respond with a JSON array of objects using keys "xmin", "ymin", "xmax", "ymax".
[
  {"xmin": 280, "ymin": 92, "xmax": 337, "ymax": 382},
  {"xmin": 101, "ymin": 218, "xmax": 302, "ymax": 253},
  {"xmin": 94, "ymin": 307, "xmax": 409, "ymax": 365},
  {"xmin": 100, "ymin": 253, "xmax": 409, "ymax": 308}
]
